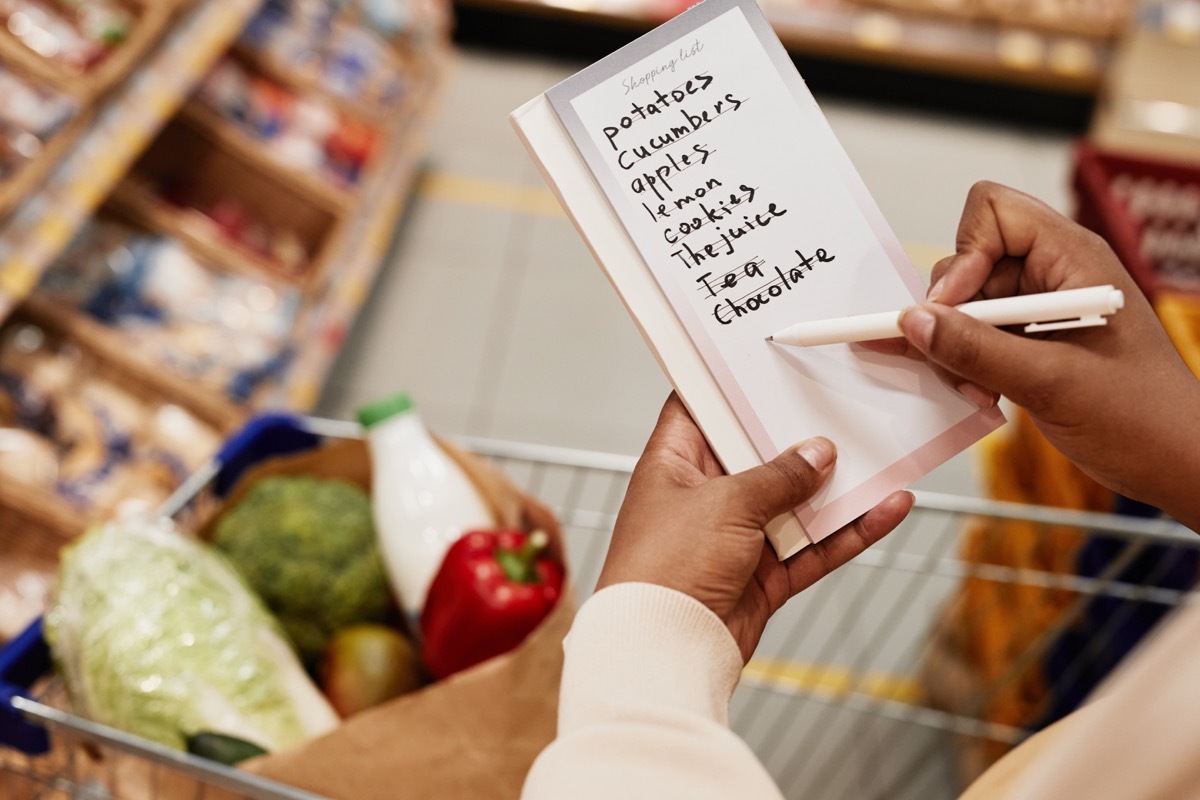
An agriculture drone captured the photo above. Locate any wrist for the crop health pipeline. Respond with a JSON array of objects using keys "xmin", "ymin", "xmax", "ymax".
[
  {"xmin": 1120, "ymin": 373, "xmax": 1200, "ymax": 531},
  {"xmin": 558, "ymin": 583, "xmax": 744, "ymax": 731}
]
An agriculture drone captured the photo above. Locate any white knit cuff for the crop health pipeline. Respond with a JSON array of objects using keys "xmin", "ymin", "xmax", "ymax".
[{"xmin": 557, "ymin": 582, "xmax": 745, "ymax": 733}]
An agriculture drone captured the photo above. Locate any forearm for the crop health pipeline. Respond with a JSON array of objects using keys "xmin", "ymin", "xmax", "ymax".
[
  {"xmin": 522, "ymin": 583, "xmax": 783, "ymax": 800},
  {"xmin": 1110, "ymin": 370, "xmax": 1200, "ymax": 532}
]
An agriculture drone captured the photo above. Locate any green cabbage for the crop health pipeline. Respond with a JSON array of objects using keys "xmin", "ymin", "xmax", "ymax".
[{"xmin": 45, "ymin": 518, "xmax": 339, "ymax": 752}]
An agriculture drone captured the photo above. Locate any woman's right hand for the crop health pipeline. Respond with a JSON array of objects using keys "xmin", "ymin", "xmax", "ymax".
[{"xmin": 874, "ymin": 181, "xmax": 1200, "ymax": 527}]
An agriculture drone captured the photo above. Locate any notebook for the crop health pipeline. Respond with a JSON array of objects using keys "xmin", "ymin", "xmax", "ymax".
[{"xmin": 510, "ymin": 0, "xmax": 1005, "ymax": 559}]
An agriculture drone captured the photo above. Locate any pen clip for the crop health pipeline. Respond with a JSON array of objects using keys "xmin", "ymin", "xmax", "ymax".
[{"xmin": 1024, "ymin": 315, "xmax": 1108, "ymax": 333}]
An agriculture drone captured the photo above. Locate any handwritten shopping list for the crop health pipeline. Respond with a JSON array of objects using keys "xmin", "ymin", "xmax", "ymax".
[{"xmin": 547, "ymin": 0, "xmax": 1003, "ymax": 539}]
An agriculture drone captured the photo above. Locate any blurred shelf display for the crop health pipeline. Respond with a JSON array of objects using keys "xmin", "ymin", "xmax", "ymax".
[
  {"xmin": 455, "ymin": 0, "xmax": 1142, "ymax": 92},
  {"xmin": 176, "ymin": 101, "xmax": 357, "ymax": 214},
  {"xmin": 0, "ymin": 0, "xmax": 450, "ymax": 539},
  {"xmin": 275, "ymin": 57, "xmax": 443, "ymax": 409},
  {"xmin": 0, "ymin": 306, "xmax": 229, "ymax": 524},
  {"xmin": 0, "ymin": 0, "xmax": 261, "ymax": 321},
  {"xmin": 0, "ymin": 0, "xmax": 177, "ymax": 103},
  {"xmin": 1089, "ymin": 25, "xmax": 1200, "ymax": 164}
]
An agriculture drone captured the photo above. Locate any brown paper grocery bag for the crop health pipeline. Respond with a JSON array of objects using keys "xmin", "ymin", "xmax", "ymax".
[
  {"xmin": 198, "ymin": 436, "xmax": 575, "ymax": 800},
  {"xmin": 239, "ymin": 594, "xmax": 573, "ymax": 799}
]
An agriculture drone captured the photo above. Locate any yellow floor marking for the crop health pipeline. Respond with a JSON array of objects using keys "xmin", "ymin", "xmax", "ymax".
[
  {"xmin": 417, "ymin": 171, "xmax": 563, "ymax": 216},
  {"xmin": 743, "ymin": 658, "xmax": 922, "ymax": 705}
]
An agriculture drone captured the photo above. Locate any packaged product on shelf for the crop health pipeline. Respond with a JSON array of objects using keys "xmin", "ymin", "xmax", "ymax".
[
  {"xmin": 151, "ymin": 176, "xmax": 314, "ymax": 275},
  {"xmin": 325, "ymin": 115, "xmax": 378, "ymax": 184},
  {"xmin": 39, "ymin": 218, "xmax": 302, "ymax": 402},
  {"xmin": 197, "ymin": 57, "xmax": 380, "ymax": 187},
  {"xmin": 0, "ymin": 384, "xmax": 58, "ymax": 487},
  {"xmin": 846, "ymin": 0, "xmax": 1133, "ymax": 38},
  {"xmin": 360, "ymin": 0, "xmax": 413, "ymax": 35},
  {"xmin": 0, "ymin": 318, "xmax": 222, "ymax": 519},
  {"xmin": 239, "ymin": 0, "xmax": 410, "ymax": 112},
  {"xmin": 0, "ymin": 63, "xmax": 75, "ymax": 180},
  {"xmin": 0, "ymin": 0, "xmax": 134, "ymax": 75}
]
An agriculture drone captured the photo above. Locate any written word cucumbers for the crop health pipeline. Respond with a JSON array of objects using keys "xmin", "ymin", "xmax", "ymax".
[{"xmin": 601, "ymin": 72, "xmax": 743, "ymax": 173}]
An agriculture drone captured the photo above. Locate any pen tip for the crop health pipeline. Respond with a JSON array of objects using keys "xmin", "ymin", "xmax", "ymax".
[{"xmin": 765, "ymin": 335, "xmax": 774, "ymax": 342}]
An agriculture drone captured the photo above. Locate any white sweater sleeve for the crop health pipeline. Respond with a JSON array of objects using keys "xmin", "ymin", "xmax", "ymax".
[{"xmin": 521, "ymin": 582, "xmax": 785, "ymax": 800}]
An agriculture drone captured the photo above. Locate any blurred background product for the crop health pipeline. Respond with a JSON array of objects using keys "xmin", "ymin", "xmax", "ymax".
[{"xmin": 0, "ymin": 0, "xmax": 449, "ymax": 605}]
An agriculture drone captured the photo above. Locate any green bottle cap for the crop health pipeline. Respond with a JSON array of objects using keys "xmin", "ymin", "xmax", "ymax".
[{"xmin": 357, "ymin": 392, "xmax": 414, "ymax": 429}]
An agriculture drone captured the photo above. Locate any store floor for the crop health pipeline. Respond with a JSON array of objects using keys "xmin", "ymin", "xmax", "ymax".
[{"xmin": 317, "ymin": 45, "xmax": 1078, "ymax": 496}]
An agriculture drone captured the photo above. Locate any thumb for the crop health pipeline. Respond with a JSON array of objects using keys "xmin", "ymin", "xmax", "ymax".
[
  {"xmin": 725, "ymin": 438, "xmax": 836, "ymax": 523},
  {"xmin": 899, "ymin": 303, "xmax": 1056, "ymax": 407}
]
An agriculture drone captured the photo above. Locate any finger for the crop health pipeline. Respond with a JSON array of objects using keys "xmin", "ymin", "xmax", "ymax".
[
  {"xmin": 858, "ymin": 334, "xmax": 1001, "ymax": 409},
  {"xmin": 926, "ymin": 362, "xmax": 1000, "ymax": 410},
  {"xmin": 638, "ymin": 392, "xmax": 718, "ymax": 470},
  {"xmin": 927, "ymin": 256, "xmax": 955, "ymax": 301},
  {"xmin": 785, "ymin": 491, "xmax": 913, "ymax": 593},
  {"xmin": 934, "ymin": 255, "xmax": 1026, "ymax": 305},
  {"xmin": 623, "ymin": 394, "xmax": 705, "ymax": 496},
  {"xmin": 956, "ymin": 181, "xmax": 1062, "ymax": 265},
  {"xmin": 956, "ymin": 182, "xmax": 1133, "ymax": 293},
  {"xmin": 898, "ymin": 302, "xmax": 1062, "ymax": 413},
  {"xmin": 935, "ymin": 183, "xmax": 1085, "ymax": 305},
  {"xmin": 856, "ymin": 337, "xmax": 912, "ymax": 357},
  {"xmin": 644, "ymin": 392, "xmax": 696, "ymax": 449},
  {"xmin": 725, "ymin": 437, "xmax": 836, "ymax": 522}
]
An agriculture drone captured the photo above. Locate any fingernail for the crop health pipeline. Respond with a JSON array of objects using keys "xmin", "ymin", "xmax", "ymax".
[
  {"xmin": 927, "ymin": 278, "xmax": 945, "ymax": 303},
  {"xmin": 797, "ymin": 437, "xmax": 836, "ymax": 471},
  {"xmin": 899, "ymin": 306, "xmax": 935, "ymax": 351},
  {"xmin": 958, "ymin": 382, "xmax": 997, "ymax": 410}
]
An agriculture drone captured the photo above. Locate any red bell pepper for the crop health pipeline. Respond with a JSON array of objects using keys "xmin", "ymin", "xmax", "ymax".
[{"xmin": 420, "ymin": 529, "xmax": 564, "ymax": 680}]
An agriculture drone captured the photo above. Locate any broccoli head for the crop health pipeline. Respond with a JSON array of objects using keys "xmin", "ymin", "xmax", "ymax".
[{"xmin": 213, "ymin": 476, "xmax": 391, "ymax": 662}]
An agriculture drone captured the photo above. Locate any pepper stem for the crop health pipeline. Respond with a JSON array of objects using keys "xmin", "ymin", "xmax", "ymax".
[{"xmin": 496, "ymin": 530, "xmax": 550, "ymax": 584}]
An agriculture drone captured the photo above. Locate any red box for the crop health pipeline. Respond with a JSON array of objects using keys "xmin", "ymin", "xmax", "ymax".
[{"xmin": 1072, "ymin": 142, "xmax": 1200, "ymax": 299}]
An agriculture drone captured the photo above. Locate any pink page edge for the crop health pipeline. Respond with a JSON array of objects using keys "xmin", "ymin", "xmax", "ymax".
[{"xmin": 795, "ymin": 405, "xmax": 1006, "ymax": 542}]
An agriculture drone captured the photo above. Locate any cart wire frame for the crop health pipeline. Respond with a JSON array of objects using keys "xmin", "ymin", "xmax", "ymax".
[{"xmin": 3, "ymin": 421, "xmax": 1197, "ymax": 799}]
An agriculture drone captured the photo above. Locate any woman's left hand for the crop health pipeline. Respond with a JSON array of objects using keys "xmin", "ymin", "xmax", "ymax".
[{"xmin": 598, "ymin": 393, "xmax": 913, "ymax": 662}]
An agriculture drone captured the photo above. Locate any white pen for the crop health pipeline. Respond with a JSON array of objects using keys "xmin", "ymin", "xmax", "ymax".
[{"xmin": 767, "ymin": 285, "xmax": 1126, "ymax": 347}]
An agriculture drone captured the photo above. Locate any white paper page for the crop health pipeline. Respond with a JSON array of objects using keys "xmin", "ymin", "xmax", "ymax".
[
  {"xmin": 542, "ymin": 0, "xmax": 1003, "ymax": 540},
  {"xmin": 511, "ymin": 95, "xmax": 811, "ymax": 556}
]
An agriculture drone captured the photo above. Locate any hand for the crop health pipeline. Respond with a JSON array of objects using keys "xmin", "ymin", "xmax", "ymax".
[
  {"xmin": 867, "ymin": 181, "xmax": 1200, "ymax": 526},
  {"xmin": 596, "ymin": 394, "xmax": 912, "ymax": 662}
]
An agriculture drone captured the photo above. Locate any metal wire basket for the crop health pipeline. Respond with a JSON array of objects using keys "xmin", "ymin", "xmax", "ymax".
[{"xmin": 2, "ymin": 418, "xmax": 1196, "ymax": 799}]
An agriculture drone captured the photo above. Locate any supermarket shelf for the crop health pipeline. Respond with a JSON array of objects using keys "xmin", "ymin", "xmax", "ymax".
[
  {"xmin": 19, "ymin": 295, "xmax": 245, "ymax": 432},
  {"xmin": 275, "ymin": 44, "xmax": 450, "ymax": 410},
  {"xmin": 0, "ymin": 1, "xmax": 175, "ymax": 104},
  {"xmin": 0, "ymin": 0, "xmax": 263, "ymax": 324},
  {"xmin": 0, "ymin": 112, "xmax": 94, "ymax": 223},
  {"xmin": 0, "ymin": 479, "xmax": 89, "ymax": 551},
  {"xmin": 454, "ymin": 0, "xmax": 1112, "ymax": 95},
  {"xmin": 176, "ymin": 102, "xmax": 356, "ymax": 216},
  {"xmin": 767, "ymin": 3, "xmax": 1108, "ymax": 93},
  {"xmin": 230, "ymin": 43, "xmax": 393, "ymax": 126},
  {"xmin": 106, "ymin": 180, "xmax": 309, "ymax": 289}
]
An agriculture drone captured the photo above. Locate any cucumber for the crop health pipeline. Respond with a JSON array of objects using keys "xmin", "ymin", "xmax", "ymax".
[{"xmin": 186, "ymin": 731, "xmax": 268, "ymax": 765}]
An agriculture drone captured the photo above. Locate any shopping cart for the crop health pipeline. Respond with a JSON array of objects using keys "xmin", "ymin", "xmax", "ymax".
[{"xmin": 2, "ymin": 414, "xmax": 1197, "ymax": 799}]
